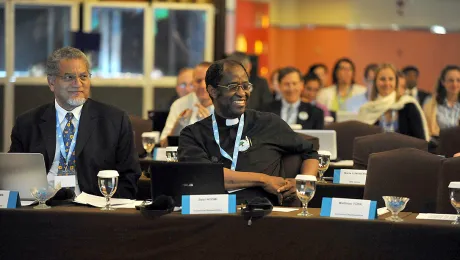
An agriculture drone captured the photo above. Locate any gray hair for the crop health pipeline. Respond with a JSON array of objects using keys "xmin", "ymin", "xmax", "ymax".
[{"xmin": 46, "ymin": 46, "xmax": 91, "ymax": 76}]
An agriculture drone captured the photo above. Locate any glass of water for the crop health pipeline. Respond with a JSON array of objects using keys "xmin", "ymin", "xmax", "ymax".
[
  {"xmin": 97, "ymin": 170, "xmax": 119, "ymax": 211},
  {"xmin": 166, "ymin": 146, "xmax": 178, "ymax": 162},
  {"xmin": 317, "ymin": 150, "xmax": 331, "ymax": 183},
  {"xmin": 142, "ymin": 132, "xmax": 158, "ymax": 159},
  {"xmin": 449, "ymin": 182, "xmax": 460, "ymax": 225},
  {"xmin": 295, "ymin": 175, "xmax": 317, "ymax": 217}
]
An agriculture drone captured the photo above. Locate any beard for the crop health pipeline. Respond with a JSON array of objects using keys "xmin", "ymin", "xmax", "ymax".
[{"xmin": 67, "ymin": 97, "xmax": 87, "ymax": 107}]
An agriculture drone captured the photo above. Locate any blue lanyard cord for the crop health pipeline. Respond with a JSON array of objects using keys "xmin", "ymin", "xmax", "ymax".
[
  {"xmin": 56, "ymin": 113, "xmax": 79, "ymax": 170},
  {"xmin": 211, "ymin": 113, "xmax": 245, "ymax": 171}
]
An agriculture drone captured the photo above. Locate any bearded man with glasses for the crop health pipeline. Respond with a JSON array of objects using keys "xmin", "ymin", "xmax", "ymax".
[{"xmin": 9, "ymin": 47, "xmax": 141, "ymax": 199}]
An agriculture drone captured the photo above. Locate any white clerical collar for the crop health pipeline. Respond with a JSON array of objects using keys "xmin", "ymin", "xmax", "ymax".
[
  {"xmin": 54, "ymin": 99, "xmax": 83, "ymax": 124},
  {"xmin": 281, "ymin": 98, "xmax": 301, "ymax": 109},
  {"xmin": 226, "ymin": 118, "xmax": 239, "ymax": 126}
]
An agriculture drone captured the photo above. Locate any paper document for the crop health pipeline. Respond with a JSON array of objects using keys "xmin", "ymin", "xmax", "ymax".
[
  {"xmin": 416, "ymin": 213, "xmax": 459, "ymax": 221},
  {"xmin": 272, "ymin": 207, "xmax": 299, "ymax": 213},
  {"xmin": 330, "ymin": 160, "xmax": 354, "ymax": 167},
  {"xmin": 74, "ymin": 192, "xmax": 143, "ymax": 209},
  {"xmin": 377, "ymin": 207, "xmax": 389, "ymax": 216}
]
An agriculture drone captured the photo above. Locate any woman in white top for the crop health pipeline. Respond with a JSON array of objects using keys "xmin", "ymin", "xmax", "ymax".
[
  {"xmin": 316, "ymin": 58, "xmax": 366, "ymax": 112},
  {"xmin": 358, "ymin": 64, "xmax": 430, "ymax": 141}
]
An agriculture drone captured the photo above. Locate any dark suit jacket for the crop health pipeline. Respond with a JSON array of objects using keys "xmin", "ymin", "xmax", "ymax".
[
  {"xmin": 375, "ymin": 103, "xmax": 426, "ymax": 140},
  {"xmin": 417, "ymin": 90, "xmax": 430, "ymax": 105},
  {"xmin": 262, "ymin": 100, "xmax": 324, "ymax": 130},
  {"xmin": 9, "ymin": 99, "xmax": 141, "ymax": 199},
  {"xmin": 247, "ymin": 76, "xmax": 273, "ymax": 111}
]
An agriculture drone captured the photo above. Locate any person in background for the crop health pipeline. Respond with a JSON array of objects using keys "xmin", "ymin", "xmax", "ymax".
[
  {"xmin": 397, "ymin": 70, "xmax": 407, "ymax": 96},
  {"xmin": 358, "ymin": 63, "xmax": 429, "ymax": 140},
  {"xmin": 168, "ymin": 68, "xmax": 194, "ymax": 106},
  {"xmin": 160, "ymin": 62, "xmax": 213, "ymax": 147},
  {"xmin": 403, "ymin": 65, "xmax": 430, "ymax": 105},
  {"xmin": 454, "ymin": 152, "xmax": 460, "ymax": 157},
  {"xmin": 306, "ymin": 63, "xmax": 328, "ymax": 89},
  {"xmin": 345, "ymin": 63, "xmax": 379, "ymax": 112},
  {"xmin": 301, "ymin": 73, "xmax": 330, "ymax": 117},
  {"xmin": 316, "ymin": 58, "xmax": 367, "ymax": 112},
  {"xmin": 423, "ymin": 65, "xmax": 460, "ymax": 138},
  {"xmin": 227, "ymin": 51, "xmax": 273, "ymax": 110},
  {"xmin": 178, "ymin": 59, "xmax": 319, "ymax": 205},
  {"xmin": 9, "ymin": 47, "xmax": 141, "ymax": 199},
  {"xmin": 263, "ymin": 67, "xmax": 324, "ymax": 130},
  {"xmin": 270, "ymin": 68, "xmax": 282, "ymax": 100}
]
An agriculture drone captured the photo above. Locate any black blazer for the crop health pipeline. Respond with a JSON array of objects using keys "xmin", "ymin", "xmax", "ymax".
[
  {"xmin": 247, "ymin": 76, "xmax": 273, "ymax": 111},
  {"xmin": 9, "ymin": 99, "xmax": 141, "ymax": 199},
  {"xmin": 375, "ymin": 103, "xmax": 426, "ymax": 140},
  {"xmin": 263, "ymin": 100, "xmax": 324, "ymax": 130}
]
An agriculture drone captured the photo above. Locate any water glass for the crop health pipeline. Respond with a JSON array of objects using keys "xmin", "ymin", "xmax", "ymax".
[
  {"xmin": 317, "ymin": 150, "xmax": 331, "ymax": 183},
  {"xmin": 97, "ymin": 170, "xmax": 119, "ymax": 211},
  {"xmin": 142, "ymin": 132, "xmax": 159, "ymax": 159},
  {"xmin": 449, "ymin": 182, "xmax": 460, "ymax": 225},
  {"xmin": 382, "ymin": 196, "xmax": 410, "ymax": 222},
  {"xmin": 295, "ymin": 175, "xmax": 317, "ymax": 217},
  {"xmin": 30, "ymin": 182, "xmax": 61, "ymax": 209},
  {"xmin": 166, "ymin": 146, "xmax": 178, "ymax": 162}
]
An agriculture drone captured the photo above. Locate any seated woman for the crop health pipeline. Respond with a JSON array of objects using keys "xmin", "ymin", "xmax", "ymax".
[
  {"xmin": 316, "ymin": 58, "xmax": 367, "ymax": 113},
  {"xmin": 423, "ymin": 65, "xmax": 460, "ymax": 139},
  {"xmin": 358, "ymin": 64, "xmax": 429, "ymax": 140}
]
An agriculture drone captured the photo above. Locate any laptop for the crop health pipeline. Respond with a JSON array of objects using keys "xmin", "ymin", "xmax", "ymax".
[
  {"xmin": 167, "ymin": 136, "xmax": 179, "ymax": 146},
  {"xmin": 295, "ymin": 130, "xmax": 338, "ymax": 160},
  {"xmin": 149, "ymin": 161, "xmax": 226, "ymax": 206},
  {"xmin": 0, "ymin": 153, "xmax": 49, "ymax": 200}
]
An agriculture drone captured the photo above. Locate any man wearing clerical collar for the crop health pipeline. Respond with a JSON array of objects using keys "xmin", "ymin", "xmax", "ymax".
[{"xmin": 178, "ymin": 59, "xmax": 319, "ymax": 205}]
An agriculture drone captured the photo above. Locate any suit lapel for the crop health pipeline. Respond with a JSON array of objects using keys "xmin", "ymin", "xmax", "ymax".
[
  {"xmin": 273, "ymin": 100, "xmax": 282, "ymax": 115},
  {"xmin": 39, "ymin": 104, "xmax": 57, "ymax": 165},
  {"xmin": 75, "ymin": 99, "xmax": 99, "ymax": 157}
]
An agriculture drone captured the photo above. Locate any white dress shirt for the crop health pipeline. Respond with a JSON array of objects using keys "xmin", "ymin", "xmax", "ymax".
[
  {"xmin": 48, "ymin": 100, "xmax": 83, "ymax": 195},
  {"xmin": 281, "ymin": 99, "xmax": 301, "ymax": 124},
  {"xmin": 160, "ymin": 92, "xmax": 214, "ymax": 140}
]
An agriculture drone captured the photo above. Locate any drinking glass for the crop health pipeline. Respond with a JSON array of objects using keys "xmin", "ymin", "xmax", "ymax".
[
  {"xmin": 448, "ymin": 182, "xmax": 460, "ymax": 225},
  {"xmin": 97, "ymin": 170, "xmax": 119, "ymax": 211},
  {"xmin": 166, "ymin": 146, "xmax": 178, "ymax": 162},
  {"xmin": 382, "ymin": 196, "xmax": 410, "ymax": 222},
  {"xmin": 30, "ymin": 182, "xmax": 61, "ymax": 209},
  {"xmin": 317, "ymin": 150, "xmax": 331, "ymax": 183},
  {"xmin": 295, "ymin": 175, "xmax": 317, "ymax": 217},
  {"xmin": 142, "ymin": 132, "xmax": 158, "ymax": 159}
]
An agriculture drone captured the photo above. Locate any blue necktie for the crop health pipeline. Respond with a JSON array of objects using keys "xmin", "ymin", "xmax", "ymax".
[{"xmin": 58, "ymin": 112, "xmax": 76, "ymax": 175}]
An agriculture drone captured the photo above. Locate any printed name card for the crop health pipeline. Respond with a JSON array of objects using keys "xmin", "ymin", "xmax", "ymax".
[
  {"xmin": 333, "ymin": 169, "xmax": 367, "ymax": 185},
  {"xmin": 0, "ymin": 190, "xmax": 21, "ymax": 208},
  {"xmin": 182, "ymin": 194, "xmax": 236, "ymax": 215},
  {"xmin": 320, "ymin": 197, "xmax": 377, "ymax": 220}
]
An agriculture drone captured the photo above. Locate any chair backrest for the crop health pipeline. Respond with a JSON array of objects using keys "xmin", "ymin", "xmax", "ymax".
[
  {"xmin": 281, "ymin": 154, "xmax": 303, "ymax": 179},
  {"xmin": 129, "ymin": 115, "xmax": 153, "ymax": 156},
  {"xmin": 436, "ymin": 157, "xmax": 460, "ymax": 214},
  {"xmin": 364, "ymin": 148, "xmax": 443, "ymax": 212},
  {"xmin": 296, "ymin": 133, "xmax": 320, "ymax": 151},
  {"xmin": 325, "ymin": 120, "xmax": 382, "ymax": 160},
  {"xmin": 438, "ymin": 126, "xmax": 460, "ymax": 158},
  {"xmin": 353, "ymin": 132, "xmax": 428, "ymax": 170}
]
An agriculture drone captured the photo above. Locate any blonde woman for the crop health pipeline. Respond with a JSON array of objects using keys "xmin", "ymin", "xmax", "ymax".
[
  {"xmin": 423, "ymin": 65, "xmax": 460, "ymax": 138},
  {"xmin": 358, "ymin": 64, "xmax": 430, "ymax": 140}
]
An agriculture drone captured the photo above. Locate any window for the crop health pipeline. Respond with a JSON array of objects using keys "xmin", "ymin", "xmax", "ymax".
[
  {"xmin": 89, "ymin": 7, "xmax": 145, "ymax": 78},
  {"xmin": 153, "ymin": 8, "xmax": 207, "ymax": 77},
  {"xmin": 0, "ymin": 5, "xmax": 5, "ymax": 77},
  {"xmin": 14, "ymin": 5, "xmax": 72, "ymax": 77}
]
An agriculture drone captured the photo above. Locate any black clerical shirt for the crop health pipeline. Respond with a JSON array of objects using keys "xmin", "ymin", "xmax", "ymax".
[{"xmin": 178, "ymin": 109, "xmax": 318, "ymax": 204}]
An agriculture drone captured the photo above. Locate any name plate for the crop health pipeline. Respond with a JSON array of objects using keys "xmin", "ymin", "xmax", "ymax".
[
  {"xmin": 333, "ymin": 169, "xmax": 367, "ymax": 185},
  {"xmin": 320, "ymin": 197, "xmax": 377, "ymax": 220},
  {"xmin": 0, "ymin": 190, "xmax": 21, "ymax": 209},
  {"xmin": 182, "ymin": 194, "xmax": 236, "ymax": 215}
]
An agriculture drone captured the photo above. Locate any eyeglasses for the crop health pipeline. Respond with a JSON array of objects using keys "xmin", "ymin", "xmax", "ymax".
[
  {"xmin": 217, "ymin": 82, "xmax": 253, "ymax": 93},
  {"xmin": 54, "ymin": 73, "xmax": 92, "ymax": 83},
  {"xmin": 178, "ymin": 82, "xmax": 194, "ymax": 89}
]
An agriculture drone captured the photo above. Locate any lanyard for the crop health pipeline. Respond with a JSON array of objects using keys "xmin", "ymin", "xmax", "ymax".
[
  {"xmin": 211, "ymin": 113, "xmax": 244, "ymax": 171},
  {"xmin": 56, "ymin": 112, "xmax": 79, "ymax": 170}
]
